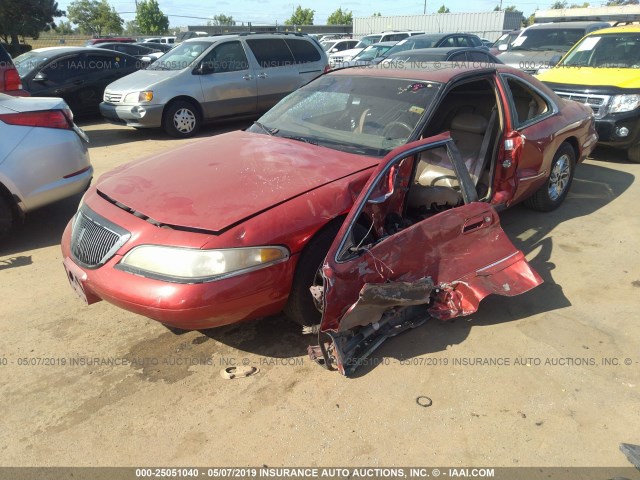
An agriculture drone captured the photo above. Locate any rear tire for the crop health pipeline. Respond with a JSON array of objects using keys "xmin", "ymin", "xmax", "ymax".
[
  {"xmin": 524, "ymin": 143, "xmax": 575, "ymax": 212},
  {"xmin": 284, "ymin": 221, "xmax": 343, "ymax": 327},
  {"xmin": 0, "ymin": 196, "xmax": 14, "ymax": 240},
  {"xmin": 628, "ymin": 143, "xmax": 640, "ymax": 163},
  {"xmin": 162, "ymin": 100, "xmax": 201, "ymax": 138}
]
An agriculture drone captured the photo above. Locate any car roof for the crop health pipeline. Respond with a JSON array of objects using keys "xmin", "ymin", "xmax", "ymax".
[
  {"xmin": 387, "ymin": 47, "xmax": 503, "ymax": 63},
  {"xmin": 184, "ymin": 35, "xmax": 236, "ymax": 43},
  {"xmin": 29, "ymin": 46, "xmax": 119, "ymax": 55},
  {"xmin": 367, "ymin": 41, "xmax": 399, "ymax": 47},
  {"xmin": 409, "ymin": 32, "xmax": 477, "ymax": 40},
  {"xmin": 585, "ymin": 24, "xmax": 640, "ymax": 35},
  {"xmin": 526, "ymin": 21, "xmax": 609, "ymax": 29},
  {"xmin": 331, "ymin": 62, "xmax": 503, "ymax": 82}
]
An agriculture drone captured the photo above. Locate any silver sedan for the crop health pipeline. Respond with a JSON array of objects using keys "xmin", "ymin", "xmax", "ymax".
[{"xmin": 0, "ymin": 94, "xmax": 92, "ymax": 237}]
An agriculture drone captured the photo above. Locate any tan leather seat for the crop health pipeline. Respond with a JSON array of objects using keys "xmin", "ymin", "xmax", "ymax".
[{"xmin": 418, "ymin": 112, "xmax": 488, "ymax": 188}]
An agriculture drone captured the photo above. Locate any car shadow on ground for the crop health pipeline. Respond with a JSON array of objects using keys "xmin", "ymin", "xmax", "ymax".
[
  {"xmin": 0, "ymin": 192, "xmax": 83, "ymax": 257},
  {"xmin": 77, "ymin": 118, "xmax": 254, "ymax": 148},
  {"xmin": 591, "ymin": 145, "xmax": 637, "ymax": 165},
  {"xmin": 201, "ymin": 161, "xmax": 635, "ymax": 371}
]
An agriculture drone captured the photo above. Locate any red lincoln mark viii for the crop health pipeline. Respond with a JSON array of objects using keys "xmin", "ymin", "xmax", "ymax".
[{"xmin": 62, "ymin": 64, "xmax": 597, "ymax": 375}]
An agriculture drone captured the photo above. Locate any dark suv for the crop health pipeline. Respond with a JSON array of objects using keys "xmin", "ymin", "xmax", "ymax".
[{"xmin": 0, "ymin": 44, "xmax": 27, "ymax": 96}]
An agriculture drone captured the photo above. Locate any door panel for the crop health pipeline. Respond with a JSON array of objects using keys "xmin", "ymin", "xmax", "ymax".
[
  {"xmin": 198, "ymin": 41, "xmax": 257, "ymax": 118},
  {"xmin": 320, "ymin": 136, "xmax": 542, "ymax": 333}
]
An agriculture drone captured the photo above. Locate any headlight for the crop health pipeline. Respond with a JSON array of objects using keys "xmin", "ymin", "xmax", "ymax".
[
  {"xmin": 609, "ymin": 94, "xmax": 640, "ymax": 114},
  {"xmin": 123, "ymin": 91, "xmax": 154, "ymax": 103},
  {"xmin": 117, "ymin": 245, "xmax": 289, "ymax": 283}
]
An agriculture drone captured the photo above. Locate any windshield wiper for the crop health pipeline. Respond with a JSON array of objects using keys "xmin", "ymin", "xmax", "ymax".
[
  {"xmin": 253, "ymin": 121, "xmax": 278, "ymax": 136},
  {"xmin": 279, "ymin": 134, "xmax": 318, "ymax": 145}
]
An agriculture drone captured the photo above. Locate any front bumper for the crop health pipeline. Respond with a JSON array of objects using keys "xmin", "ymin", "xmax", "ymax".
[
  {"xmin": 60, "ymin": 207, "xmax": 297, "ymax": 330},
  {"xmin": 99, "ymin": 102, "xmax": 165, "ymax": 128},
  {"xmin": 595, "ymin": 109, "xmax": 640, "ymax": 149}
]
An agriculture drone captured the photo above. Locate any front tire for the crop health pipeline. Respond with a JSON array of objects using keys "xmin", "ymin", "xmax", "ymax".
[
  {"xmin": 163, "ymin": 100, "xmax": 201, "ymax": 138},
  {"xmin": 284, "ymin": 222, "xmax": 342, "ymax": 327},
  {"xmin": 0, "ymin": 196, "xmax": 14, "ymax": 240},
  {"xmin": 628, "ymin": 143, "xmax": 640, "ymax": 163},
  {"xmin": 524, "ymin": 143, "xmax": 575, "ymax": 212}
]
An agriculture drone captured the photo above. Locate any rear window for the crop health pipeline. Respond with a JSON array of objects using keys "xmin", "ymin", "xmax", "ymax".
[
  {"xmin": 383, "ymin": 33, "xmax": 410, "ymax": 42},
  {"xmin": 284, "ymin": 38, "xmax": 321, "ymax": 63},
  {"xmin": 247, "ymin": 38, "xmax": 295, "ymax": 68}
]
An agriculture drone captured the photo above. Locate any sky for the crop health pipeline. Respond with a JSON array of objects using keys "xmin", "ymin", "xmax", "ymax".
[{"xmin": 54, "ymin": 0, "xmax": 567, "ymax": 28}]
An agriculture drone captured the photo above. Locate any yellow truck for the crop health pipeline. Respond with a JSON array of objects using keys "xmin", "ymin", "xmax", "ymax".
[{"xmin": 537, "ymin": 25, "xmax": 640, "ymax": 162}]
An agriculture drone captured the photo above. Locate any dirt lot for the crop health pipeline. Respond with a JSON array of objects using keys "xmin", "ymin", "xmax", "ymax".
[{"xmin": 1, "ymin": 119, "xmax": 639, "ymax": 469}]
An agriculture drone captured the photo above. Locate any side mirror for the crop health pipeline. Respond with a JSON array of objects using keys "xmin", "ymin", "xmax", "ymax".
[
  {"xmin": 33, "ymin": 72, "xmax": 48, "ymax": 82},
  {"xmin": 498, "ymin": 44, "xmax": 508, "ymax": 52},
  {"xmin": 549, "ymin": 54, "xmax": 562, "ymax": 67},
  {"xmin": 330, "ymin": 48, "xmax": 338, "ymax": 53},
  {"xmin": 194, "ymin": 62, "xmax": 215, "ymax": 75}
]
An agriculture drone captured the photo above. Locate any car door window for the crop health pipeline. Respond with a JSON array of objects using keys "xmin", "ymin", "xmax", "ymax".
[
  {"xmin": 200, "ymin": 41, "xmax": 249, "ymax": 73},
  {"xmin": 455, "ymin": 36, "xmax": 472, "ymax": 47},
  {"xmin": 467, "ymin": 51, "xmax": 490, "ymax": 63},
  {"xmin": 284, "ymin": 38, "xmax": 321, "ymax": 64},
  {"xmin": 440, "ymin": 36, "xmax": 456, "ymax": 48},
  {"xmin": 40, "ymin": 56, "xmax": 84, "ymax": 83},
  {"xmin": 449, "ymin": 52, "xmax": 468, "ymax": 62},
  {"xmin": 336, "ymin": 140, "xmax": 476, "ymax": 261},
  {"xmin": 246, "ymin": 38, "xmax": 295, "ymax": 68},
  {"xmin": 502, "ymin": 76, "xmax": 552, "ymax": 126}
]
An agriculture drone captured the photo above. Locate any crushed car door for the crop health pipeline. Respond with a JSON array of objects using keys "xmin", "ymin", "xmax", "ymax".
[{"xmin": 312, "ymin": 134, "xmax": 543, "ymax": 375}]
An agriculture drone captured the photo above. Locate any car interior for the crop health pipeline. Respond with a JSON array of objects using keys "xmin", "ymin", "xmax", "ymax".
[
  {"xmin": 345, "ymin": 78, "xmax": 509, "ymax": 255},
  {"xmin": 419, "ymin": 77, "xmax": 502, "ymax": 203}
]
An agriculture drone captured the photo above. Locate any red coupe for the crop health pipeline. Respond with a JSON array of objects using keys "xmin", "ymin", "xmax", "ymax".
[{"xmin": 61, "ymin": 64, "xmax": 597, "ymax": 374}]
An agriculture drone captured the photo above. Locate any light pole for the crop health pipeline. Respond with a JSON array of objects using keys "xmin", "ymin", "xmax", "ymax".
[{"xmin": 423, "ymin": 0, "xmax": 426, "ymax": 14}]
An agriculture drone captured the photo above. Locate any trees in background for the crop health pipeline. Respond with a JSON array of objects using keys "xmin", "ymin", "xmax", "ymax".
[
  {"xmin": 208, "ymin": 14, "xmax": 235, "ymax": 26},
  {"xmin": 0, "ymin": 0, "xmax": 63, "ymax": 47},
  {"xmin": 285, "ymin": 6, "xmax": 314, "ymax": 25},
  {"xmin": 327, "ymin": 8, "xmax": 353, "ymax": 25},
  {"xmin": 66, "ymin": 0, "xmax": 123, "ymax": 36},
  {"xmin": 135, "ymin": 0, "xmax": 169, "ymax": 35}
]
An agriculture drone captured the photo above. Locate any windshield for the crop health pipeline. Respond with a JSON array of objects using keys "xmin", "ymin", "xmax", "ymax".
[
  {"xmin": 147, "ymin": 41, "xmax": 212, "ymax": 70},
  {"xmin": 510, "ymin": 28, "xmax": 586, "ymax": 52},
  {"xmin": 384, "ymin": 36, "xmax": 440, "ymax": 57},
  {"xmin": 561, "ymin": 33, "xmax": 640, "ymax": 68},
  {"xmin": 249, "ymin": 74, "xmax": 441, "ymax": 156},
  {"xmin": 356, "ymin": 35, "xmax": 382, "ymax": 48},
  {"xmin": 353, "ymin": 44, "xmax": 393, "ymax": 61},
  {"xmin": 322, "ymin": 41, "xmax": 337, "ymax": 51},
  {"xmin": 493, "ymin": 31, "xmax": 519, "ymax": 49},
  {"xmin": 13, "ymin": 52, "xmax": 49, "ymax": 76}
]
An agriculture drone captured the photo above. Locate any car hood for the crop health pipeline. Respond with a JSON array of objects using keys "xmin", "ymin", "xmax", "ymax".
[
  {"xmin": 330, "ymin": 47, "xmax": 364, "ymax": 59},
  {"xmin": 499, "ymin": 50, "xmax": 565, "ymax": 67},
  {"xmin": 97, "ymin": 130, "xmax": 376, "ymax": 233},
  {"xmin": 537, "ymin": 66, "xmax": 640, "ymax": 89},
  {"xmin": 104, "ymin": 68, "xmax": 182, "ymax": 92}
]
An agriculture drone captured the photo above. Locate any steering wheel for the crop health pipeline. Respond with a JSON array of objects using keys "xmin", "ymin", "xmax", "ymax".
[
  {"xmin": 382, "ymin": 121, "xmax": 413, "ymax": 139},
  {"xmin": 430, "ymin": 175, "xmax": 459, "ymax": 187}
]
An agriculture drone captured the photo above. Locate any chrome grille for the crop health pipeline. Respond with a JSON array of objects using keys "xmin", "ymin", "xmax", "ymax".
[
  {"xmin": 555, "ymin": 91, "xmax": 610, "ymax": 119},
  {"xmin": 103, "ymin": 92, "xmax": 122, "ymax": 103},
  {"xmin": 71, "ymin": 207, "xmax": 130, "ymax": 268}
]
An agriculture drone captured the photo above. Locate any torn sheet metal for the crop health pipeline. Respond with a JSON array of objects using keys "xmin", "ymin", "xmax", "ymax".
[
  {"xmin": 338, "ymin": 277, "xmax": 434, "ymax": 331},
  {"xmin": 620, "ymin": 443, "xmax": 640, "ymax": 470},
  {"xmin": 309, "ymin": 277, "xmax": 434, "ymax": 376}
]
